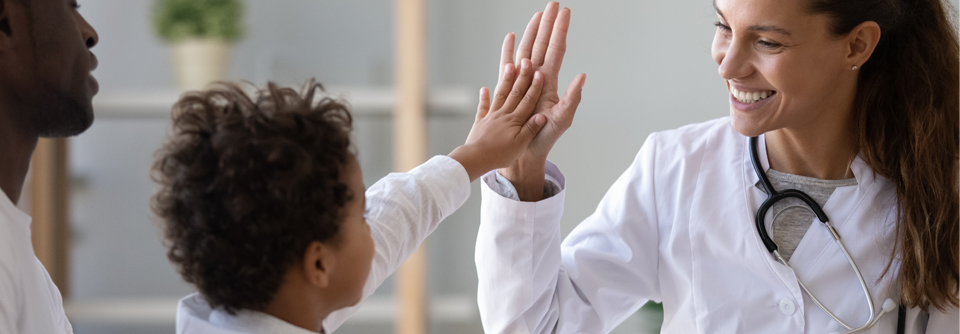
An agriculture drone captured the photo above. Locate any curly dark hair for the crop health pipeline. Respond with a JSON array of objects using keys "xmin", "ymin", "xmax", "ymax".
[{"xmin": 151, "ymin": 80, "xmax": 354, "ymax": 314}]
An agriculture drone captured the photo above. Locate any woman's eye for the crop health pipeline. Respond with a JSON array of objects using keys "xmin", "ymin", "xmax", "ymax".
[
  {"xmin": 758, "ymin": 40, "xmax": 783, "ymax": 49},
  {"xmin": 70, "ymin": 2, "xmax": 81, "ymax": 9},
  {"xmin": 714, "ymin": 21, "xmax": 731, "ymax": 32}
]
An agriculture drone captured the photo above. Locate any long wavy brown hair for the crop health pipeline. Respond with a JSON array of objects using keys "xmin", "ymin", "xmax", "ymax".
[{"xmin": 809, "ymin": 0, "xmax": 959, "ymax": 310}]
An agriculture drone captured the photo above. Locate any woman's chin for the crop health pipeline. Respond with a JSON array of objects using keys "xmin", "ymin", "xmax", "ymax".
[{"xmin": 729, "ymin": 112, "xmax": 767, "ymax": 138}]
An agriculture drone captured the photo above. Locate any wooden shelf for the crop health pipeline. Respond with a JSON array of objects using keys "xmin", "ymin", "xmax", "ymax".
[{"xmin": 91, "ymin": 86, "xmax": 475, "ymax": 120}]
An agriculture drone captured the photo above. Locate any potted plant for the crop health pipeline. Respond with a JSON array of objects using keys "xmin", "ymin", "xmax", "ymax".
[{"xmin": 153, "ymin": 0, "xmax": 244, "ymax": 90}]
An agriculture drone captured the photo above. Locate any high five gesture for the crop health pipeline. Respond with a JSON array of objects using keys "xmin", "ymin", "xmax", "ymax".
[{"xmin": 496, "ymin": 2, "xmax": 586, "ymax": 201}]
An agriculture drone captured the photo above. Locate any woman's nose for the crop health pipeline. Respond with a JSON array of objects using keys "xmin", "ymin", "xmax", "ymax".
[{"xmin": 717, "ymin": 41, "xmax": 753, "ymax": 80}]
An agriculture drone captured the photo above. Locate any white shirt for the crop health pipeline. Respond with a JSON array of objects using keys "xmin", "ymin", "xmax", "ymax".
[
  {"xmin": 177, "ymin": 155, "xmax": 471, "ymax": 334},
  {"xmin": 476, "ymin": 117, "xmax": 959, "ymax": 334},
  {"xmin": 0, "ymin": 189, "xmax": 74, "ymax": 334}
]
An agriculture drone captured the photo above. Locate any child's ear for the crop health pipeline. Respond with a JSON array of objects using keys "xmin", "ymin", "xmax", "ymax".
[{"xmin": 302, "ymin": 241, "xmax": 334, "ymax": 288}]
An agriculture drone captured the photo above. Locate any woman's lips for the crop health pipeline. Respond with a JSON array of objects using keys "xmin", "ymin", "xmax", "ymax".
[{"xmin": 729, "ymin": 89, "xmax": 776, "ymax": 112}]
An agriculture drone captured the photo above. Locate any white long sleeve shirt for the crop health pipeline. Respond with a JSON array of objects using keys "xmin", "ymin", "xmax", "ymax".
[
  {"xmin": 177, "ymin": 155, "xmax": 471, "ymax": 334},
  {"xmin": 0, "ymin": 190, "xmax": 74, "ymax": 334},
  {"xmin": 476, "ymin": 118, "xmax": 959, "ymax": 334}
]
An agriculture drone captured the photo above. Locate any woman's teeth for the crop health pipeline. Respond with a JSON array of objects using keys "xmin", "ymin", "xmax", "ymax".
[{"xmin": 731, "ymin": 87, "xmax": 775, "ymax": 104}]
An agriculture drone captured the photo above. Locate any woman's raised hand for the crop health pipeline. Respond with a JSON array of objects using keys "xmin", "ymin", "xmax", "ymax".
[
  {"xmin": 448, "ymin": 58, "xmax": 547, "ymax": 182},
  {"xmin": 498, "ymin": 2, "xmax": 586, "ymax": 201}
]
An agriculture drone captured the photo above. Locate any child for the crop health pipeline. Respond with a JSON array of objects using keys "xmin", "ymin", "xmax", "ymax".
[{"xmin": 152, "ymin": 58, "xmax": 569, "ymax": 333}]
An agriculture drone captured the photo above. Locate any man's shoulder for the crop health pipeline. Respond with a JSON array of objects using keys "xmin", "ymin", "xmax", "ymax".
[{"xmin": 0, "ymin": 216, "xmax": 33, "ymax": 287}]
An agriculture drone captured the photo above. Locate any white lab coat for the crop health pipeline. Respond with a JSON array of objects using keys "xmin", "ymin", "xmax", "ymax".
[
  {"xmin": 176, "ymin": 156, "xmax": 471, "ymax": 334},
  {"xmin": 476, "ymin": 118, "xmax": 959, "ymax": 334}
]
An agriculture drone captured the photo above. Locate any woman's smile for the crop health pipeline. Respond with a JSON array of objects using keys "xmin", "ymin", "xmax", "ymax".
[{"xmin": 728, "ymin": 84, "xmax": 778, "ymax": 112}]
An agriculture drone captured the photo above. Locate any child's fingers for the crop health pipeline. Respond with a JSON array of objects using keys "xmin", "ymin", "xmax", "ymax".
[
  {"xmin": 516, "ymin": 12, "xmax": 542, "ymax": 64},
  {"xmin": 510, "ymin": 70, "xmax": 543, "ymax": 120},
  {"xmin": 498, "ymin": 33, "xmax": 515, "ymax": 83},
  {"xmin": 476, "ymin": 87, "xmax": 490, "ymax": 121},
  {"xmin": 501, "ymin": 59, "xmax": 536, "ymax": 113},
  {"xmin": 518, "ymin": 114, "xmax": 547, "ymax": 143},
  {"xmin": 491, "ymin": 63, "xmax": 516, "ymax": 111}
]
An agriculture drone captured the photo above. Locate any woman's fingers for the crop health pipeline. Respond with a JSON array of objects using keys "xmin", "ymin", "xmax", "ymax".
[
  {"xmin": 531, "ymin": 2, "xmax": 559, "ymax": 66},
  {"xmin": 498, "ymin": 33, "xmax": 515, "ymax": 83},
  {"xmin": 542, "ymin": 7, "xmax": 570, "ymax": 77},
  {"xmin": 556, "ymin": 73, "xmax": 586, "ymax": 125},
  {"xmin": 491, "ymin": 63, "xmax": 517, "ymax": 111},
  {"xmin": 501, "ymin": 59, "xmax": 536, "ymax": 113},
  {"xmin": 516, "ymin": 11, "xmax": 541, "ymax": 64},
  {"xmin": 476, "ymin": 87, "xmax": 490, "ymax": 121}
]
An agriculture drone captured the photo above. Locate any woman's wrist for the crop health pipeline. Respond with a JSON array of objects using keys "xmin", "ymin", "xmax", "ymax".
[{"xmin": 499, "ymin": 156, "xmax": 547, "ymax": 202}]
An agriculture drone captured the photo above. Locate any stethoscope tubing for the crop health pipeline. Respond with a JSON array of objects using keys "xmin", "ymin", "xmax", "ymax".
[
  {"xmin": 749, "ymin": 137, "xmax": 830, "ymax": 253},
  {"xmin": 748, "ymin": 136, "xmax": 884, "ymax": 333}
]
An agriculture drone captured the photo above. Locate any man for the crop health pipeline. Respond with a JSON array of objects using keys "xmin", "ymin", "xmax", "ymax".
[{"xmin": 0, "ymin": 0, "xmax": 99, "ymax": 332}]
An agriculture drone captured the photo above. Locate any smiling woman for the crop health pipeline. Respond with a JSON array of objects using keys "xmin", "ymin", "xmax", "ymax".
[
  {"xmin": 475, "ymin": 0, "xmax": 958, "ymax": 333},
  {"xmin": 713, "ymin": 0, "xmax": 959, "ymax": 311}
]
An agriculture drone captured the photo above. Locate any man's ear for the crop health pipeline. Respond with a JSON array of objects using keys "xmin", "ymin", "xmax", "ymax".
[
  {"xmin": 302, "ymin": 241, "xmax": 334, "ymax": 288},
  {"xmin": 0, "ymin": 0, "xmax": 17, "ymax": 52},
  {"xmin": 846, "ymin": 21, "xmax": 881, "ymax": 69}
]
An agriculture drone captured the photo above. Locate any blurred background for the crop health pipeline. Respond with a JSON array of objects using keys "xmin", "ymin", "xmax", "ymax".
[{"xmin": 21, "ymin": 0, "xmax": 747, "ymax": 333}]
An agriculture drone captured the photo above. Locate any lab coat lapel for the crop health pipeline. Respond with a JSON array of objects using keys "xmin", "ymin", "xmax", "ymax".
[
  {"xmin": 688, "ymin": 133, "xmax": 805, "ymax": 333},
  {"xmin": 778, "ymin": 156, "xmax": 898, "ymax": 331},
  {"xmin": 741, "ymin": 135, "xmax": 806, "ymax": 303},
  {"xmin": 787, "ymin": 156, "xmax": 877, "ymax": 276}
]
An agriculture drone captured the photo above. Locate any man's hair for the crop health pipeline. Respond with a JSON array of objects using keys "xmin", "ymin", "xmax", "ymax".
[{"xmin": 151, "ymin": 80, "xmax": 354, "ymax": 314}]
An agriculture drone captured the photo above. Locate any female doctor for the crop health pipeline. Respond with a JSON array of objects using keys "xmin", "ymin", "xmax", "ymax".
[{"xmin": 475, "ymin": 1, "xmax": 959, "ymax": 333}]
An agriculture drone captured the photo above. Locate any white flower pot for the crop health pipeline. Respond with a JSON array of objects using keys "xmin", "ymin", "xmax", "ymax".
[{"xmin": 170, "ymin": 39, "xmax": 232, "ymax": 91}]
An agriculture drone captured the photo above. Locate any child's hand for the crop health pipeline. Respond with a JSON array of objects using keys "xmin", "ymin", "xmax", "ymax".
[{"xmin": 449, "ymin": 58, "xmax": 546, "ymax": 182}]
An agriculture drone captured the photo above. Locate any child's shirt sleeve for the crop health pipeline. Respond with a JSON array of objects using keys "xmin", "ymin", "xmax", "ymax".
[{"xmin": 322, "ymin": 155, "xmax": 471, "ymax": 332}]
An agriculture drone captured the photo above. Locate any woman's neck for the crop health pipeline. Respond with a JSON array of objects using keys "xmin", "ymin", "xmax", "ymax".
[{"xmin": 765, "ymin": 114, "xmax": 858, "ymax": 181}]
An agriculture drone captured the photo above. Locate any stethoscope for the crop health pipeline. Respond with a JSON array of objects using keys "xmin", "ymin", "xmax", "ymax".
[{"xmin": 749, "ymin": 136, "xmax": 904, "ymax": 334}]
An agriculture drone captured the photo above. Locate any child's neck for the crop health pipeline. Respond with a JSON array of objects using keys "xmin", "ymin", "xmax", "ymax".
[{"xmin": 263, "ymin": 280, "xmax": 331, "ymax": 333}]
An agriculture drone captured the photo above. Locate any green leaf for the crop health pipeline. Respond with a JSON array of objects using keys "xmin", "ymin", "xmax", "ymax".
[{"xmin": 153, "ymin": 0, "xmax": 244, "ymax": 42}]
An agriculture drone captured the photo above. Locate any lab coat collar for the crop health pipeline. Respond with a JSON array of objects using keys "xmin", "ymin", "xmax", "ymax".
[
  {"xmin": 741, "ymin": 132, "xmax": 882, "ymax": 243},
  {"xmin": 744, "ymin": 134, "xmax": 876, "ymax": 188}
]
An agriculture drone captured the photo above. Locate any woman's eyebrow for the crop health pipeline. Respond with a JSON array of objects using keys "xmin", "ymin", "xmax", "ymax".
[
  {"xmin": 712, "ymin": 0, "xmax": 793, "ymax": 36},
  {"xmin": 749, "ymin": 25, "xmax": 793, "ymax": 36},
  {"xmin": 713, "ymin": 0, "xmax": 726, "ymax": 20}
]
